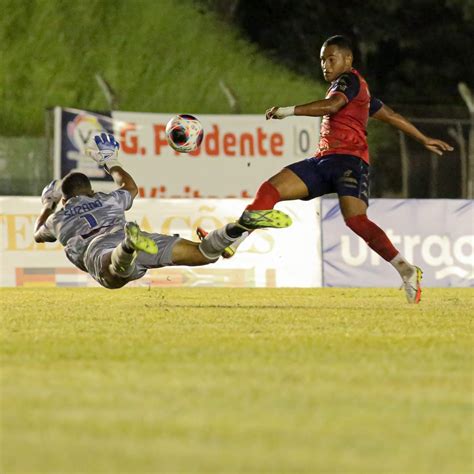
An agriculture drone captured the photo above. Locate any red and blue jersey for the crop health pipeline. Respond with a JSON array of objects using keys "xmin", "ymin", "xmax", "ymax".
[{"xmin": 316, "ymin": 68, "xmax": 382, "ymax": 164}]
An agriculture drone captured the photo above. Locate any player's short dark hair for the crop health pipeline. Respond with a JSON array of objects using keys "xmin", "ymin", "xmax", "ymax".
[
  {"xmin": 61, "ymin": 172, "xmax": 92, "ymax": 200},
  {"xmin": 323, "ymin": 35, "xmax": 353, "ymax": 54}
]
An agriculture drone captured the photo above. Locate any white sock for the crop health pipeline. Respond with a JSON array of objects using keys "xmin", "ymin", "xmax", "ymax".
[
  {"xmin": 110, "ymin": 243, "xmax": 137, "ymax": 277},
  {"xmin": 227, "ymin": 231, "xmax": 249, "ymax": 252},
  {"xmin": 199, "ymin": 227, "xmax": 238, "ymax": 260},
  {"xmin": 390, "ymin": 253, "xmax": 415, "ymax": 279}
]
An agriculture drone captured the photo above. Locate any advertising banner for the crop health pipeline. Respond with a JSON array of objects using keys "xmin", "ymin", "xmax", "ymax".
[
  {"xmin": 54, "ymin": 108, "xmax": 320, "ymax": 198},
  {"xmin": 0, "ymin": 197, "xmax": 321, "ymax": 288},
  {"xmin": 321, "ymin": 199, "xmax": 474, "ymax": 287}
]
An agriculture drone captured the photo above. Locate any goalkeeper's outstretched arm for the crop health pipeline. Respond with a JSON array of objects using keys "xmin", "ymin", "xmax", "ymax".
[
  {"xmin": 108, "ymin": 166, "xmax": 138, "ymax": 200},
  {"xmin": 34, "ymin": 206, "xmax": 57, "ymax": 243},
  {"xmin": 91, "ymin": 134, "xmax": 139, "ymax": 200},
  {"xmin": 34, "ymin": 179, "xmax": 61, "ymax": 243}
]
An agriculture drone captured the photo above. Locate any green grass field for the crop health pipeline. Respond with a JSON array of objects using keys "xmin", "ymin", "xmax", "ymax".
[{"xmin": 1, "ymin": 287, "xmax": 472, "ymax": 473}]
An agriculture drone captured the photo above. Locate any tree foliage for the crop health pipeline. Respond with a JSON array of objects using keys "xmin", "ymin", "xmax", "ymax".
[{"xmin": 205, "ymin": 0, "xmax": 474, "ymax": 105}]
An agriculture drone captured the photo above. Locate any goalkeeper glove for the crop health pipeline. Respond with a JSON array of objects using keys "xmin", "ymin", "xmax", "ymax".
[
  {"xmin": 41, "ymin": 179, "xmax": 62, "ymax": 209},
  {"xmin": 88, "ymin": 133, "xmax": 122, "ymax": 173}
]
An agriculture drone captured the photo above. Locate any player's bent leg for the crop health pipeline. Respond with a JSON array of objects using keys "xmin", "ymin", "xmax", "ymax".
[
  {"xmin": 338, "ymin": 195, "xmax": 368, "ymax": 219},
  {"xmin": 195, "ymin": 165, "xmax": 312, "ymax": 260},
  {"xmin": 82, "ymin": 231, "xmax": 136, "ymax": 290},
  {"xmin": 99, "ymin": 251, "xmax": 131, "ymax": 289},
  {"xmin": 97, "ymin": 234, "xmax": 212, "ymax": 284},
  {"xmin": 340, "ymin": 196, "xmax": 398, "ymax": 261},
  {"xmin": 109, "ymin": 244, "xmax": 137, "ymax": 278},
  {"xmin": 124, "ymin": 222, "xmax": 158, "ymax": 255},
  {"xmin": 197, "ymin": 224, "xmax": 251, "ymax": 260},
  {"xmin": 195, "ymin": 178, "xmax": 290, "ymax": 259},
  {"xmin": 196, "ymin": 227, "xmax": 236, "ymax": 259},
  {"xmin": 267, "ymin": 167, "xmax": 310, "ymax": 201},
  {"xmin": 109, "ymin": 222, "xmax": 157, "ymax": 278},
  {"xmin": 196, "ymin": 227, "xmax": 248, "ymax": 259},
  {"xmin": 171, "ymin": 239, "xmax": 215, "ymax": 266},
  {"xmin": 242, "ymin": 168, "xmax": 309, "ymax": 212},
  {"xmin": 339, "ymin": 195, "xmax": 423, "ymax": 303},
  {"xmin": 238, "ymin": 168, "xmax": 309, "ymax": 229},
  {"xmin": 344, "ymin": 213, "xmax": 399, "ymax": 261}
]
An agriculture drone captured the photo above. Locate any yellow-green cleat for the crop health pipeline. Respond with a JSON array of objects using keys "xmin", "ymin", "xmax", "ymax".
[
  {"xmin": 238, "ymin": 209, "xmax": 292, "ymax": 229},
  {"xmin": 124, "ymin": 222, "xmax": 158, "ymax": 255}
]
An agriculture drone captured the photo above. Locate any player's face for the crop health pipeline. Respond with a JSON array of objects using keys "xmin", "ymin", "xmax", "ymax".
[{"xmin": 320, "ymin": 45, "xmax": 352, "ymax": 82}]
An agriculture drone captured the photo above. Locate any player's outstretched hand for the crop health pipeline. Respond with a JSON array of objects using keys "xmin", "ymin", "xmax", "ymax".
[
  {"xmin": 88, "ymin": 133, "xmax": 121, "ymax": 172},
  {"xmin": 94, "ymin": 133, "xmax": 120, "ymax": 163},
  {"xmin": 423, "ymin": 138, "xmax": 454, "ymax": 156},
  {"xmin": 41, "ymin": 179, "xmax": 62, "ymax": 209},
  {"xmin": 265, "ymin": 106, "xmax": 295, "ymax": 120},
  {"xmin": 266, "ymin": 107, "xmax": 279, "ymax": 120}
]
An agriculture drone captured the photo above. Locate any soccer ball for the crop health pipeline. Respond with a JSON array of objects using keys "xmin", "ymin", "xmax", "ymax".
[{"xmin": 165, "ymin": 114, "xmax": 204, "ymax": 153}]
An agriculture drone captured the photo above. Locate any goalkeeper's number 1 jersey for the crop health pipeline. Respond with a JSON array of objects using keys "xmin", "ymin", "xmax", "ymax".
[{"xmin": 36, "ymin": 189, "xmax": 133, "ymax": 270}]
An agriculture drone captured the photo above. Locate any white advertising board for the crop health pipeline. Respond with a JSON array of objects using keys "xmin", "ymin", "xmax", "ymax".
[
  {"xmin": 0, "ymin": 197, "xmax": 322, "ymax": 288},
  {"xmin": 55, "ymin": 108, "xmax": 320, "ymax": 198}
]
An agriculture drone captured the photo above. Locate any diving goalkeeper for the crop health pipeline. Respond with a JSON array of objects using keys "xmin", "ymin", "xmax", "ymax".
[{"xmin": 34, "ymin": 134, "xmax": 290, "ymax": 289}]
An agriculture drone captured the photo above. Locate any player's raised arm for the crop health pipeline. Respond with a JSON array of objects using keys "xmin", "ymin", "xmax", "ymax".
[
  {"xmin": 266, "ymin": 68, "xmax": 361, "ymax": 120},
  {"xmin": 107, "ymin": 166, "xmax": 138, "ymax": 200},
  {"xmin": 266, "ymin": 94, "xmax": 347, "ymax": 120},
  {"xmin": 90, "ymin": 133, "xmax": 138, "ymax": 200},
  {"xmin": 34, "ymin": 180, "xmax": 61, "ymax": 243},
  {"xmin": 371, "ymin": 103, "xmax": 454, "ymax": 156}
]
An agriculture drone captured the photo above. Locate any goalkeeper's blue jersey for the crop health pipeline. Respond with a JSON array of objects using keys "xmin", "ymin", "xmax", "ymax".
[{"xmin": 39, "ymin": 189, "xmax": 132, "ymax": 270}]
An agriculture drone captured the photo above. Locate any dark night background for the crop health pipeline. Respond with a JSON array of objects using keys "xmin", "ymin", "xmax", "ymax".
[
  {"xmin": 201, "ymin": 0, "xmax": 474, "ymax": 198},
  {"xmin": 203, "ymin": 0, "xmax": 473, "ymax": 107}
]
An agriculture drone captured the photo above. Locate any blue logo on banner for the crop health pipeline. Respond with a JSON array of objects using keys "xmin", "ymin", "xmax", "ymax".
[
  {"xmin": 321, "ymin": 199, "xmax": 474, "ymax": 288},
  {"xmin": 60, "ymin": 108, "xmax": 114, "ymax": 180}
]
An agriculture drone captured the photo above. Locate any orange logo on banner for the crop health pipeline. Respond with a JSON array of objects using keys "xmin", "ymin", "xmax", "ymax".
[{"xmin": 114, "ymin": 123, "xmax": 287, "ymax": 158}]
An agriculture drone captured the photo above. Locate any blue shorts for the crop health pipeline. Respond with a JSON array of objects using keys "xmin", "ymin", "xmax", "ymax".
[{"xmin": 286, "ymin": 154, "xmax": 370, "ymax": 205}]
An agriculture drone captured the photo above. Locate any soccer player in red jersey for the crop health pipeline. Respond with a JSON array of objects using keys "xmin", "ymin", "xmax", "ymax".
[{"xmin": 199, "ymin": 35, "xmax": 454, "ymax": 303}]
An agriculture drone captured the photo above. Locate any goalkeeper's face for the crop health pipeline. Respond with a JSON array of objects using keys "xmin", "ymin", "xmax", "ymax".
[{"xmin": 320, "ymin": 45, "xmax": 353, "ymax": 82}]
